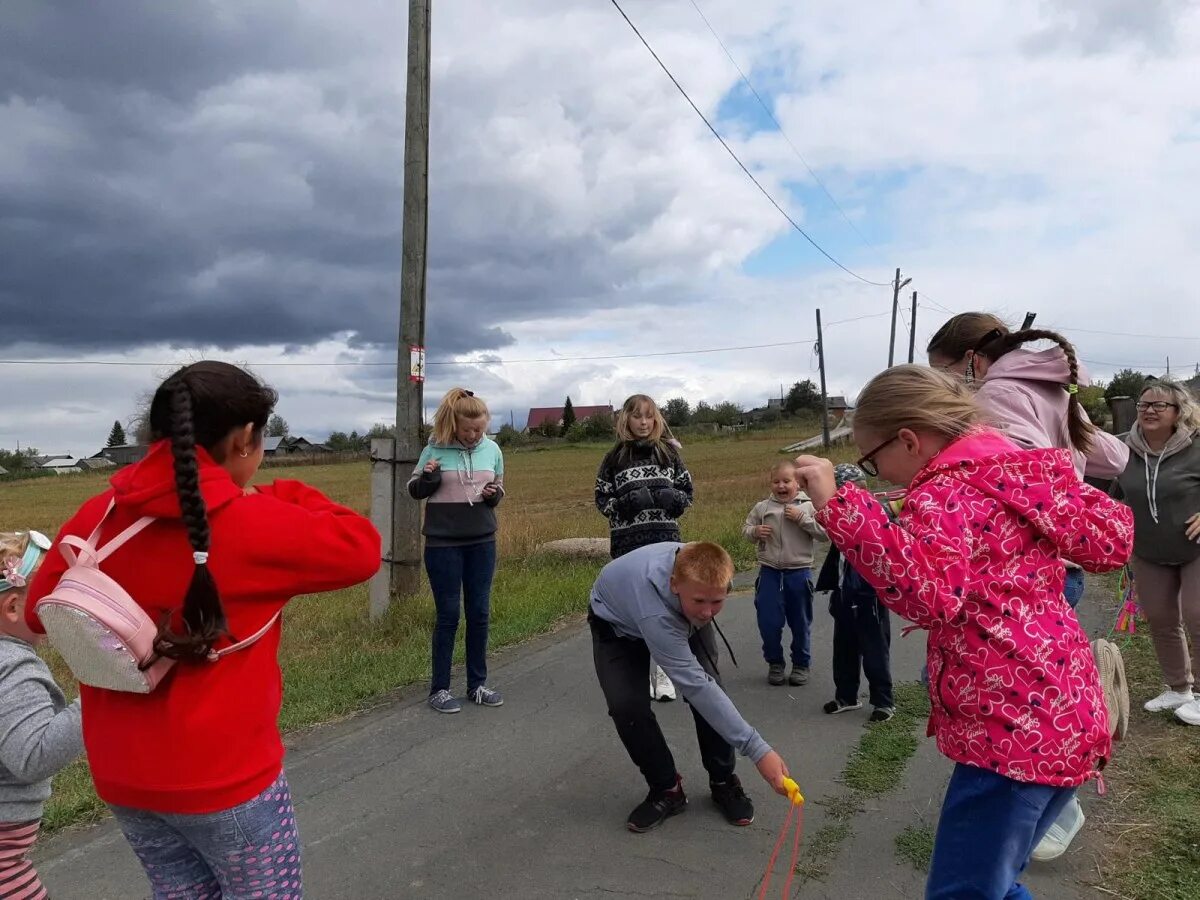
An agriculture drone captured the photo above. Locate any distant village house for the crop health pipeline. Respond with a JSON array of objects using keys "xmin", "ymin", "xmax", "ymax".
[{"xmin": 525, "ymin": 405, "xmax": 614, "ymax": 433}]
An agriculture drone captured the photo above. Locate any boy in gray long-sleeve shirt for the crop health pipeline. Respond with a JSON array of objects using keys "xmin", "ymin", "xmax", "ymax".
[
  {"xmin": 589, "ymin": 541, "xmax": 791, "ymax": 833},
  {"xmin": 0, "ymin": 530, "xmax": 83, "ymax": 897}
]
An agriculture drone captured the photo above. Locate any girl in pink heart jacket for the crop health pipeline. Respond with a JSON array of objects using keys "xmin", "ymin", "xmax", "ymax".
[{"xmin": 793, "ymin": 365, "xmax": 1133, "ymax": 900}]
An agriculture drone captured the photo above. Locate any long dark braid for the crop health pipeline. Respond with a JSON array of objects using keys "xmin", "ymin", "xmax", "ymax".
[
  {"xmin": 978, "ymin": 328, "xmax": 1096, "ymax": 454},
  {"xmin": 155, "ymin": 381, "xmax": 228, "ymax": 659},
  {"xmin": 147, "ymin": 362, "xmax": 277, "ymax": 661}
]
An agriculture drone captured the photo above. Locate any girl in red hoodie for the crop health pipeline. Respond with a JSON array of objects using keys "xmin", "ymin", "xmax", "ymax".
[
  {"xmin": 26, "ymin": 362, "xmax": 380, "ymax": 900},
  {"xmin": 793, "ymin": 365, "xmax": 1132, "ymax": 900}
]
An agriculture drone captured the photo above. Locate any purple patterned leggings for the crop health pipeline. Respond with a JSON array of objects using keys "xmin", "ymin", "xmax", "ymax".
[{"xmin": 110, "ymin": 771, "xmax": 303, "ymax": 899}]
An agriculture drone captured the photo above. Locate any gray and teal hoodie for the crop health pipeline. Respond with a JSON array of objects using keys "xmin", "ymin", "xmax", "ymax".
[
  {"xmin": 589, "ymin": 543, "xmax": 772, "ymax": 763},
  {"xmin": 407, "ymin": 437, "xmax": 505, "ymax": 547}
]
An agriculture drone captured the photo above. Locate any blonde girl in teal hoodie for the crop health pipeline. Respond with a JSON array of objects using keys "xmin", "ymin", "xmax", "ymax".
[{"xmin": 408, "ymin": 388, "xmax": 505, "ymax": 714}]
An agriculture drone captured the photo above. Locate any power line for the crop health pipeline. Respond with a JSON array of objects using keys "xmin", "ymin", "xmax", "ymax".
[
  {"xmin": 917, "ymin": 293, "xmax": 958, "ymax": 316},
  {"xmin": 1081, "ymin": 357, "xmax": 1197, "ymax": 372},
  {"xmin": 0, "ymin": 313, "xmax": 894, "ymax": 371},
  {"xmin": 686, "ymin": 0, "xmax": 877, "ymax": 252},
  {"xmin": 608, "ymin": 0, "xmax": 890, "ymax": 287},
  {"xmin": 1049, "ymin": 325, "xmax": 1200, "ymax": 342}
]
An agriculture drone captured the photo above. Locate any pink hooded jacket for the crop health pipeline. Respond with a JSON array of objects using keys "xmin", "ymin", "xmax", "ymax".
[
  {"xmin": 977, "ymin": 347, "xmax": 1129, "ymax": 479},
  {"xmin": 817, "ymin": 431, "xmax": 1133, "ymax": 787}
]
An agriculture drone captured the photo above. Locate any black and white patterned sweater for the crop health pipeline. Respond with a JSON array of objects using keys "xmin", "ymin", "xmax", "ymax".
[{"xmin": 595, "ymin": 440, "xmax": 694, "ymax": 558}]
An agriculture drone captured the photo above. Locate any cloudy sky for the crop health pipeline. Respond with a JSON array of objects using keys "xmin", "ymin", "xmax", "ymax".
[{"xmin": 2, "ymin": 0, "xmax": 1199, "ymax": 457}]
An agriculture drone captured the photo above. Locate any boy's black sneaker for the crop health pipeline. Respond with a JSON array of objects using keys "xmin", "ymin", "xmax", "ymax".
[
  {"xmin": 868, "ymin": 706, "xmax": 896, "ymax": 723},
  {"xmin": 768, "ymin": 663, "xmax": 786, "ymax": 686},
  {"xmin": 627, "ymin": 777, "xmax": 687, "ymax": 833},
  {"xmin": 710, "ymin": 775, "xmax": 755, "ymax": 826},
  {"xmin": 823, "ymin": 699, "xmax": 863, "ymax": 714}
]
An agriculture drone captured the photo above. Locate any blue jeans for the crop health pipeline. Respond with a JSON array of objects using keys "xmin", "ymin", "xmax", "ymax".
[
  {"xmin": 754, "ymin": 566, "xmax": 813, "ymax": 667},
  {"xmin": 927, "ymin": 764, "xmax": 1075, "ymax": 899},
  {"xmin": 1063, "ymin": 568, "xmax": 1085, "ymax": 609},
  {"xmin": 425, "ymin": 540, "xmax": 497, "ymax": 694},
  {"xmin": 110, "ymin": 771, "xmax": 302, "ymax": 899}
]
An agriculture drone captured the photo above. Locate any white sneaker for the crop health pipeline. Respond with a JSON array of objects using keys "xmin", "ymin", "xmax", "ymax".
[
  {"xmin": 651, "ymin": 667, "xmax": 676, "ymax": 702},
  {"xmin": 1030, "ymin": 796, "xmax": 1084, "ymax": 862},
  {"xmin": 1144, "ymin": 689, "xmax": 1194, "ymax": 712},
  {"xmin": 1174, "ymin": 698, "xmax": 1200, "ymax": 726}
]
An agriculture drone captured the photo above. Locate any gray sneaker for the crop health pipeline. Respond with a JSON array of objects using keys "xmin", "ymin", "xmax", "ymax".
[
  {"xmin": 468, "ymin": 686, "xmax": 504, "ymax": 707},
  {"xmin": 789, "ymin": 666, "xmax": 810, "ymax": 686},
  {"xmin": 429, "ymin": 690, "xmax": 461, "ymax": 714}
]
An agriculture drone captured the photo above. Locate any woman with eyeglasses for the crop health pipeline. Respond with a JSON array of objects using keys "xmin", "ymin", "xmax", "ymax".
[{"xmin": 1112, "ymin": 380, "xmax": 1200, "ymax": 726}]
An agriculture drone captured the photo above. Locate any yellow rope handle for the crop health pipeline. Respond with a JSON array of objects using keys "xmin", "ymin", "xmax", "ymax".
[{"xmin": 782, "ymin": 776, "xmax": 804, "ymax": 806}]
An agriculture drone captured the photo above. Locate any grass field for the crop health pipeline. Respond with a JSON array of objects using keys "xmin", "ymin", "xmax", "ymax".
[
  {"xmin": 2, "ymin": 423, "xmax": 858, "ymax": 832},
  {"xmin": 1086, "ymin": 575, "xmax": 1200, "ymax": 900}
]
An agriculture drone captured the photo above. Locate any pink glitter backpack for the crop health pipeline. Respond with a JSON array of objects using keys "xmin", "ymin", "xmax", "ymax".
[{"xmin": 36, "ymin": 501, "xmax": 279, "ymax": 693}]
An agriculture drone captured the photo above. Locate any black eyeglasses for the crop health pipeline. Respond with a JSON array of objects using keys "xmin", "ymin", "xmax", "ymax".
[
  {"xmin": 1136, "ymin": 401, "xmax": 1178, "ymax": 412},
  {"xmin": 856, "ymin": 435, "xmax": 898, "ymax": 477}
]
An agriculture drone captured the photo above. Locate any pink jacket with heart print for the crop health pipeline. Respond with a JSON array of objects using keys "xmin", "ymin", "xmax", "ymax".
[{"xmin": 816, "ymin": 430, "xmax": 1133, "ymax": 787}]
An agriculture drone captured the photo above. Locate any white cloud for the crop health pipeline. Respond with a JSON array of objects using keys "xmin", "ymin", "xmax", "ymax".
[{"xmin": 2, "ymin": 0, "xmax": 1200, "ymax": 460}]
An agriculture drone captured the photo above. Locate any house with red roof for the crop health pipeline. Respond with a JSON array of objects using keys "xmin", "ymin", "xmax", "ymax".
[{"xmin": 525, "ymin": 404, "xmax": 614, "ymax": 432}]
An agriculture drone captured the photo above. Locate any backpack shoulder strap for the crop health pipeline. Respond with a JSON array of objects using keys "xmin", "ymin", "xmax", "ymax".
[
  {"xmin": 95, "ymin": 515, "xmax": 157, "ymax": 563},
  {"xmin": 59, "ymin": 500, "xmax": 156, "ymax": 567},
  {"xmin": 60, "ymin": 498, "xmax": 117, "ymax": 567},
  {"xmin": 206, "ymin": 611, "xmax": 283, "ymax": 661}
]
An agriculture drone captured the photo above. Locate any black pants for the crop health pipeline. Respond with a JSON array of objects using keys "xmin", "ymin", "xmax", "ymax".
[
  {"xmin": 590, "ymin": 612, "xmax": 736, "ymax": 793},
  {"xmin": 830, "ymin": 587, "xmax": 893, "ymax": 708}
]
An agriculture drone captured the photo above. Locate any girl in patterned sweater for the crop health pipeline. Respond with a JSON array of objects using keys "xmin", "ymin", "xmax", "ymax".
[
  {"xmin": 596, "ymin": 395, "xmax": 694, "ymax": 701},
  {"xmin": 793, "ymin": 366, "xmax": 1132, "ymax": 900}
]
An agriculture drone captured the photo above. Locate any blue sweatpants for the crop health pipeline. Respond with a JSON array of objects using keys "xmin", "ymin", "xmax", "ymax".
[
  {"xmin": 926, "ymin": 763, "xmax": 1076, "ymax": 899},
  {"xmin": 754, "ymin": 566, "xmax": 813, "ymax": 667}
]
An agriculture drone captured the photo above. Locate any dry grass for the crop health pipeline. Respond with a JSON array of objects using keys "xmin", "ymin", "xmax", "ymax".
[
  {"xmin": 1084, "ymin": 574, "xmax": 1200, "ymax": 900},
  {"xmin": 3, "ymin": 422, "xmax": 856, "ymax": 833}
]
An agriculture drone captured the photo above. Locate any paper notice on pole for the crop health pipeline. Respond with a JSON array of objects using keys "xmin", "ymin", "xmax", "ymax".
[{"xmin": 409, "ymin": 345, "xmax": 425, "ymax": 382}]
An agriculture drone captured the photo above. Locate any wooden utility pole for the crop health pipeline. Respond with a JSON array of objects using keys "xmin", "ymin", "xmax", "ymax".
[
  {"xmin": 887, "ymin": 268, "xmax": 912, "ymax": 367},
  {"xmin": 371, "ymin": 0, "xmax": 432, "ymax": 618},
  {"xmin": 907, "ymin": 290, "xmax": 918, "ymax": 363},
  {"xmin": 816, "ymin": 309, "xmax": 830, "ymax": 450}
]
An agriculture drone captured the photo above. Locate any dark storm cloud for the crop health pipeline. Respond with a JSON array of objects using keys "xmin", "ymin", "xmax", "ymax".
[{"xmin": 0, "ymin": 0, "xmax": 705, "ymax": 360}]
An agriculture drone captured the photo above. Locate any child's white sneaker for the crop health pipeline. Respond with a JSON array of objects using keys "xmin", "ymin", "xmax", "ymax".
[
  {"xmin": 1144, "ymin": 689, "xmax": 1193, "ymax": 712},
  {"xmin": 651, "ymin": 667, "xmax": 676, "ymax": 702},
  {"xmin": 1030, "ymin": 796, "xmax": 1084, "ymax": 861}
]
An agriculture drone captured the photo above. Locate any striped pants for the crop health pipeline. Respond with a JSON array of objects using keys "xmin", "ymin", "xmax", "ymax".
[{"xmin": 0, "ymin": 821, "xmax": 46, "ymax": 900}]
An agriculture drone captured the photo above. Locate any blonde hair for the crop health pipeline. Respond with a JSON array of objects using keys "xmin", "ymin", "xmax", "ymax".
[
  {"xmin": 1141, "ymin": 380, "xmax": 1200, "ymax": 432},
  {"xmin": 770, "ymin": 459, "xmax": 797, "ymax": 478},
  {"xmin": 609, "ymin": 394, "xmax": 678, "ymax": 469},
  {"xmin": 0, "ymin": 532, "xmax": 37, "ymax": 594},
  {"xmin": 673, "ymin": 542, "xmax": 734, "ymax": 589},
  {"xmin": 854, "ymin": 365, "xmax": 981, "ymax": 441},
  {"xmin": 431, "ymin": 388, "xmax": 490, "ymax": 445},
  {"xmin": 615, "ymin": 394, "xmax": 667, "ymax": 443}
]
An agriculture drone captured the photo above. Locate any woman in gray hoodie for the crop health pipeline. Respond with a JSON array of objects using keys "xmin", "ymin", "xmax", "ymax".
[{"xmin": 1114, "ymin": 380, "xmax": 1200, "ymax": 726}]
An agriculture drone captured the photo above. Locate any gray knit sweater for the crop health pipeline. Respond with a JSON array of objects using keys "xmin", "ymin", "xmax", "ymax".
[{"xmin": 0, "ymin": 636, "xmax": 83, "ymax": 822}]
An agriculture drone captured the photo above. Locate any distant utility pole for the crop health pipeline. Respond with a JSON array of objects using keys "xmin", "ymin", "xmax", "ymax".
[
  {"xmin": 371, "ymin": 0, "xmax": 431, "ymax": 618},
  {"xmin": 888, "ymin": 268, "xmax": 912, "ymax": 367},
  {"xmin": 816, "ymin": 309, "xmax": 830, "ymax": 450},
  {"xmin": 907, "ymin": 290, "xmax": 918, "ymax": 363}
]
